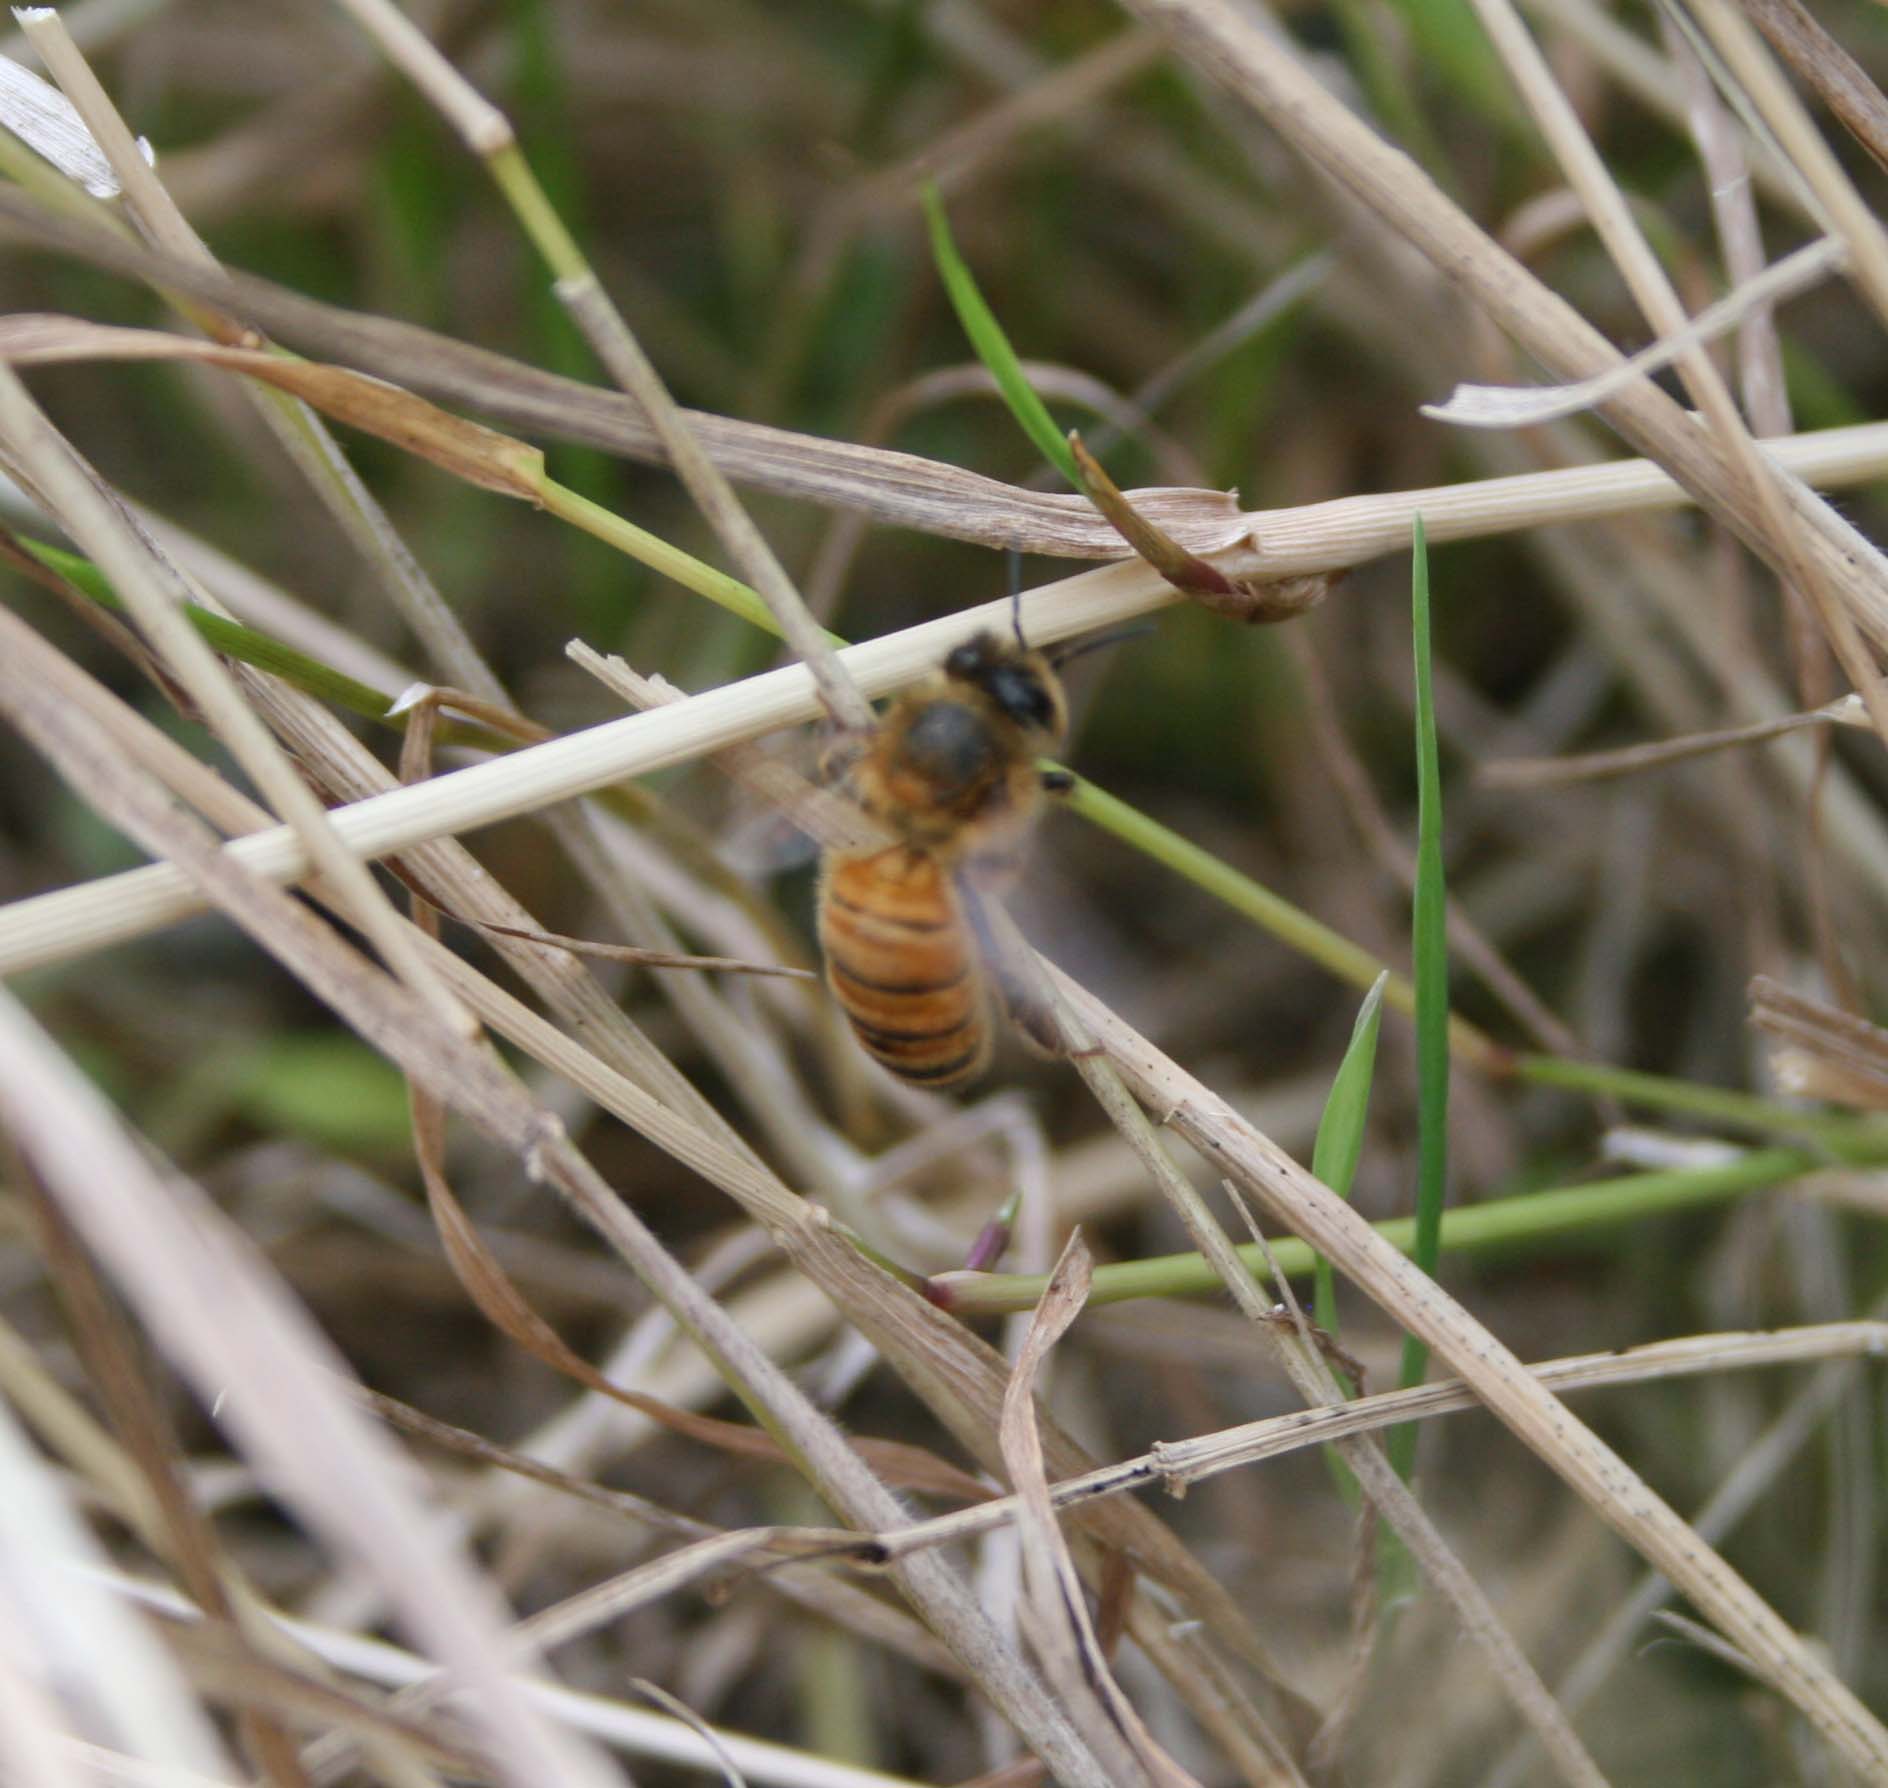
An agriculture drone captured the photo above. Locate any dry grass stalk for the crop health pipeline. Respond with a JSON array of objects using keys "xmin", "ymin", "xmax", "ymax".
[
  {"xmin": 1750, "ymin": 975, "xmax": 1888, "ymax": 1106},
  {"xmin": 1046, "ymin": 958, "xmax": 1888, "ymax": 1776},
  {"xmin": 0, "ymin": 360, "xmax": 476, "ymax": 1035},
  {"xmin": 857, "ymin": 1319, "xmax": 1888, "ymax": 1564},
  {"xmin": 0, "ymin": 614, "xmax": 1124, "ymax": 1785},
  {"xmin": 1057, "ymin": 1022, "xmax": 1607, "ymax": 1787},
  {"xmin": 998, "ymin": 1235, "xmax": 1202, "ymax": 1788},
  {"xmin": 6, "ymin": 5, "xmax": 1888, "ymax": 1781},
  {"xmin": 1119, "ymin": 0, "xmax": 1888, "ymax": 660},
  {"xmin": 1482, "ymin": 1319, "xmax": 1886, "ymax": 1788},
  {"xmin": 104, "ymin": 1568, "xmax": 945, "ymax": 1788},
  {"xmin": 1742, "ymin": 0, "xmax": 1888, "ymax": 173},
  {"xmin": 0, "ymin": 986, "xmax": 623, "ymax": 1788},
  {"xmin": 6, "ymin": 414, "xmax": 1888, "ymax": 983}
]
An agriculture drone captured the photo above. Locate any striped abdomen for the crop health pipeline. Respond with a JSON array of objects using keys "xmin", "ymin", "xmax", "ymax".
[{"xmin": 819, "ymin": 846, "xmax": 991, "ymax": 1087}]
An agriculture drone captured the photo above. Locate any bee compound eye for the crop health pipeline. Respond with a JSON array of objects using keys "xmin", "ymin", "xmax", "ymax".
[
  {"xmin": 944, "ymin": 642, "xmax": 983, "ymax": 679},
  {"xmin": 990, "ymin": 666, "xmax": 1053, "ymax": 729}
]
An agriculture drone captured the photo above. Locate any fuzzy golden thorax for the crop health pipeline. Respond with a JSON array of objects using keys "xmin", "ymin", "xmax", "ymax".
[{"xmin": 846, "ymin": 631, "xmax": 1067, "ymax": 861}]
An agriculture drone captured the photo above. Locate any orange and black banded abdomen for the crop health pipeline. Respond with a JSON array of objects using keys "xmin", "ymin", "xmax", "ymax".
[{"xmin": 819, "ymin": 846, "xmax": 991, "ymax": 1087}]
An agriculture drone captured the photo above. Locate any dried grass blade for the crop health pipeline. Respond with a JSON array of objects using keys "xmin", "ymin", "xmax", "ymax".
[
  {"xmin": 0, "ymin": 989, "xmax": 621, "ymax": 1788},
  {"xmin": 0, "ymin": 360, "xmax": 474, "ymax": 1039},
  {"xmin": 10, "ymin": 413, "xmax": 1888, "ymax": 986},
  {"xmin": 457, "ymin": 919, "xmax": 813, "ymax": 980},
  {"xmin": 1682, "ymin": 0, "xmax": 1888, "ymax": 326},
  {"xmin": 1046, "ymin": 953, "xmax": 1888, "ymax": 1778},
  {"xmin": 0, "ymin": 1371, "xmax": 231, "ymax": 1778},
  {"xmin": 576, "ymin": 652, "xmax": 1328, "ymax": 1757},
  {"xmin": 863, "ymin": 1320, "xmax": 1888, "ymax": 1567},
  {"xmin": 1055, "ymin": 1009, "xmax": 1606, "ymax": 1784},
  {"xmin": 14, "ymin": 1166, "xmax": 312, "ymax": 1787},
  {"xmin": 1065, "ymin": 428, "xmax": 1298, "ymax": 618},
  {"xmin": 626, "ymin": 1680, "xmax": 747, "ymax": 1788},
  {"xmin": 356, "ymin": 1384, "xmax": 962, "ymax": 1677},
  {"xmin": 1741, "ymin": 0, "xmax": 1888, "ymax": 174},
  {"xmin": 0, "ymin": 184, "xmax": 1251, "ymax": 558},
  {"xmin": 0, "ymin": 314, "xmax": 545, "ymax": 498},
  {"xmin": 1479, "ymin": 705, "xmax": 1837, "ymax": 788},
  {"xmin": 1749, "ymin": 975, "xmax": 1888, "ymax": 1107},
  {"xmin": 0, "ymin": 607, "xmax": 1113, "ymax": 1784},
  {"xmin": 1422, "ymin": 235, "xmax": 1844, "ymax": 427},
  {"xmin": 156, "ymin": 1620, "xmax": 481, "ymax": 1778},
  {"xmin": 417, "ymin": 1111, "xmax": 994, "ymax": 1502},
  {"xmin": 0, "ymin": 43, "xmax": 148, "ymax": 195},
  {"xmin": 110, "ymin": 1568, "xmax": 942, "ymax": 1788}
]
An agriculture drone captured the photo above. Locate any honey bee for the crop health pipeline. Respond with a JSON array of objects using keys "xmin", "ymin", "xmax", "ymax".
[{"xmin": 817, "ymin": 625, "xmax": 1076, "ymax": 1088}]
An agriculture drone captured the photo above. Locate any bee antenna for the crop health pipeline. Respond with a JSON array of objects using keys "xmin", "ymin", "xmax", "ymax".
[
  {"xmin": 1047, "ymin": 620, "xmax": 1156, "ymax": 669},
  {"xmin": 1007, "ymin": 550, "xmax": 1028, "ymax": 651}
]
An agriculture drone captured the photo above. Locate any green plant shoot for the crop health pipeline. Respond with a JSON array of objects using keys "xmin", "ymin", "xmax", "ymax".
[
  {"xmin": 1392, "ymin": 512, "xmax": 1449, "ymax": 1481},
  {"xmin": 921, "ymin": 182, "xmax": 1081, "ymax": 488}
]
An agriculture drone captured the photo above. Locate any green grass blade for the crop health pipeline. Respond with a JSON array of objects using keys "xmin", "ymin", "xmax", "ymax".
[
  {"xmin": 932, "ymin": 1137, "xmax": 1888, "ymax": 1315},
  {"xmin": 1311, "ymin": 970, "xmax": 1389, "ymax": 1342},
  {"xmin": 1392, "ymin": 513, "xmax": 1448, "ymax": 1481},
  {"xmin": 921, "ymin": 182, "xmax": 1081, "ymax": 487},
  {"xmin": 1310, "ymin": 969, "xmax": 1387, "ymax": 1502},
  {"xmin": 12, "ymin": 534, "xmax": 400, "ymax": 723}
]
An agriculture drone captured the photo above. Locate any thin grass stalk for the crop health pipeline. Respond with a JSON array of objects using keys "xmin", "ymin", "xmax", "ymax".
[
  {"xmin": 10, "ymin": 409, "xmax": 1888, "ymax": 983},
  {"xmin": 103, "ymin": 1569, "xmax": 945, "ymax": 1788},
  {"xmin": 1392, "ymin": 517, "xmax": 1450, "ymax": 1477},
  {"xmin": 0, "ymin": 614, "xmax": 1120, "ymax": 1788},
  {"xmin": 15, "ymin": 12, "xmax": 533, "ymax": 774},
  {"xmin": 326, "ymin": 0, "xmax": 872, "ymax": 731},
  {"xmin": 936, "ymin": 1139, "xmax": 1887, "ymax": 1313},
  {"xmin": 0, "ymin": 988, "xmax": 622, "ymax": 1788},
  {"xmin": 0, "ymin": 1375, "xmax": 232, "ymax": 1779},
  {"xmin": 7, "ymin": 179, "xmax": 1888, "ymax": 557},
  {"xmin": 1685, "ymin": 0, "xmax": 1888, "ymax": 320},
  {"xmin": 859, "ymin": 1321, "xmax": 1888, "ymax": 1566},
  {"xmin": 1055, "ymin": 1035, "xmax": 1607, "ymax": 1786},
  {"xmin": 1116, "ymin": 0, "xmax": 1888, "ymax": 656},
  {"xmin": 1042, "ymin": 959, "xmax": 1888, "ymax": 1777},
  {"xmin": 1480, "ymin": 1316, "xmax": 1885, "ymax": 1788},
  {"xmin": 14, "ymin": 1164, "xmax": 314, "ymax": 1787},
  {"xmin": 1738, "ymin": 0, "xmax": 1888, "ymax": 174},
  {"xmin": 1458, "ymin": 0, "xmax": 1888, "ymax": 760}
]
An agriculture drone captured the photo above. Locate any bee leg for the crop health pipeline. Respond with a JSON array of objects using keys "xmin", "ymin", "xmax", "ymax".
[
  {"xmin": 992, "ymin": 969, "xmax": 1109, "ymax": 1061},
  {"xmin": 818, "ymin": 729, "xmax": 870, "ymax": 788},
  {"xmin": 996, "ymin": 970, "xmax": 1068, "ymax": 1059},
  {"xmin": 1039, "ymin": 768, "xmax": 1076, "ymax": 796}
]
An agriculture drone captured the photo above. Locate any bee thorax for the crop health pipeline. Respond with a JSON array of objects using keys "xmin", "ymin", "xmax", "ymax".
[{"xmin": 895, "ymin": 701, "xmax": 1005, "ymax": 805}]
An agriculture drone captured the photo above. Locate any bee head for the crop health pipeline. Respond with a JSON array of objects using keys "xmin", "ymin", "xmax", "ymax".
[{"xmin": 942, "ymin": 631, "xmax": 1066, "ymax": 742}]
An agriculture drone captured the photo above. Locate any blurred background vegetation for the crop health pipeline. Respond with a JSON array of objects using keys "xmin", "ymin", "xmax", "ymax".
[{"xmin": 4, "ymin": 2, "xmax": 1888, "ymax": 1784}]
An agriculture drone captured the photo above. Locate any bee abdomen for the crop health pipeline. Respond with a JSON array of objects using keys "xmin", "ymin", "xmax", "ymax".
[{"xmin": 819, "ymin": 850, "xmax": 991, "ymax": 1087}]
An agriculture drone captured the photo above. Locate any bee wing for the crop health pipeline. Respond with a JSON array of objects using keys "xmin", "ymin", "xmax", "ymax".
[
  {"xmin": 957, "ymin": 877, "xmax": 1064, "ymax": 1060},
  {"xmin": 717, "ymin": 732, "xmax": 888, "ymax": 872}
]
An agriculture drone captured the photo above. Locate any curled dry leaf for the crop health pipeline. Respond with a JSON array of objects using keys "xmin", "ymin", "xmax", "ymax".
[
  {"xmin": 411, "ymin": 1093, "xmax": 995, "ymax": 1505},
  {"xmin": 1069, "ymin": 428, "xmax": 1322, "ymax": 624},
  {"xmin": 1000, "ymin": 1232, "xmax": 1204, "ymax": 1788}
]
